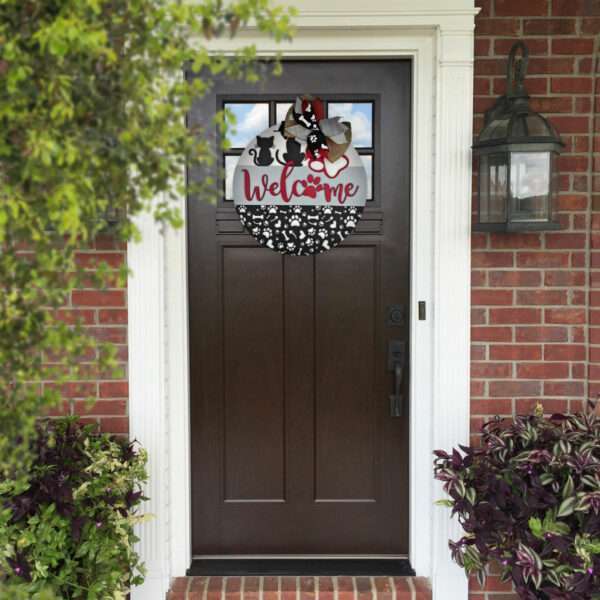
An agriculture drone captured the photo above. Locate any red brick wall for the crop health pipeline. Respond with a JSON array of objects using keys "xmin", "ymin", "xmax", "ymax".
[
  {"xmin": 470, "ymin": 0, "xmax": 599, "ymax": 598},
  {"xmin": 47, "ymin": 234, "xmax": 129, "ymax": 435}
]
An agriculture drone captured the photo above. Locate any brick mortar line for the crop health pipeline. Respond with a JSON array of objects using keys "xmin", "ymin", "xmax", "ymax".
[
  {"xmin": 406, "ymin": 578, "xmax": 415, "ymax": 600},
  {"xmin": 388, "ymin": 577, "xmax": 396, "ymax": 600},
  {"xmin": 585, "ymin": 31, "xmax": 600, "ymax": 406}
]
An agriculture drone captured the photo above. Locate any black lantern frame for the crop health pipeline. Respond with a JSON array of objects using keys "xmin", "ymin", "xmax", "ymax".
[{"xmin": 472, "ymin": 41, "xmax": 565, "ymax": 232}]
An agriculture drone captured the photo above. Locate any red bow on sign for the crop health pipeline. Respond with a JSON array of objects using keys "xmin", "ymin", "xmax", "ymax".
[
  {"xmin": 299, "ymin": 96, "xmax": 326, "ymax": 125},
  {"xmin": 281, "ymin": 95, "xmax": 352, "ymax": 164}
]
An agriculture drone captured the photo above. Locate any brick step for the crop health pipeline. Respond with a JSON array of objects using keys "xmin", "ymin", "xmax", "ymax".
[{"xmin": 167, "ymin": 576, "xmax": 431, "ymax": 600}]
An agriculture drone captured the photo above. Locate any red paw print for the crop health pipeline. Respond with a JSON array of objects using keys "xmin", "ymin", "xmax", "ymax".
[
  {"xmin": 303, "ymin": 174, "xmax": 322, "ymax": 199},
  {"xmin": 303, "ymin": 185, "xmax": 317, "ymax": 199}
]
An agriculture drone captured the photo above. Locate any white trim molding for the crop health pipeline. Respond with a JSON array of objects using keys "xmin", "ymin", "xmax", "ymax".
[
  {"xmin": 129, "ymin": 2, "xmax": 476, "ymax": 599},
  {"xmin": 128, "ymin": 210, "xmax": 171, "ymax": 597},
  {"xmin": 430, "ymin": 28, "xmax": 476, "ymax": 600}
]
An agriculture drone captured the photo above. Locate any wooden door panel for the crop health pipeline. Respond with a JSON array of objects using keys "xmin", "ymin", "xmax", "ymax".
[
  {"xmin": 188, "ymin": 60, "xmax": 411, "ymax": 556},
  {"xmin": 222, "ymin": 247, "xmax": 285, "ymax": 501},
  {"xmin": 314, "ymin": 246, "xmax": 378, "ymax": 502}
]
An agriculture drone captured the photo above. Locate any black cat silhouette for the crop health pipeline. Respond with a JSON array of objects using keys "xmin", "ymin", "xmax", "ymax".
[
  {"xmin": 248, "ymin": 136, "xmax": 274, "ymax": 166},
  {"xmin": 276, "ymin": 138, "xmax": 305, "ymax": 166}
]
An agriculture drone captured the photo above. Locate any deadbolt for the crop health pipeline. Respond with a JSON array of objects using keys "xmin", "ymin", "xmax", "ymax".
[{"xmin": 386, "ymin": 304, "xmax": 405, "ymax": 327}]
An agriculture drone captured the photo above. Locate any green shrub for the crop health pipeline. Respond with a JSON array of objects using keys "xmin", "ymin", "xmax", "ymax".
[{"xmin": 0, "ymin": 417, "xmax": 148, "ymax": 599}]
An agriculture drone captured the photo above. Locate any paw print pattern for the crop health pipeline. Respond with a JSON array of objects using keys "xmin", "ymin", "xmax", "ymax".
[{"xmin": 236, "ymin": 206, "xmax": 363, "ymax": 255}]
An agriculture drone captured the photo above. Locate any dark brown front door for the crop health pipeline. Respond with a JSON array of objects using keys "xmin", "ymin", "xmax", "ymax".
[{"xmin": 188, "ymin": 61, "xmax": 411, "ymax": 556}]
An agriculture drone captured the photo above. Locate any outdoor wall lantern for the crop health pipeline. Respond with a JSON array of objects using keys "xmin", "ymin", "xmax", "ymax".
[{"xmin": 472, "ymin": 41, "xmax": 564, "ymax": 232}]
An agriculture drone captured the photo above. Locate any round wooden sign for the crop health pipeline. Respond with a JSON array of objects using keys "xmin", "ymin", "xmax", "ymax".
[{"xmin": 233, "ymin": 95, "xmax": 368, "ymax": 255}]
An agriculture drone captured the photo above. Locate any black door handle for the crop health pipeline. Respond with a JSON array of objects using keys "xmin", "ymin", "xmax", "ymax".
[
  {"xmin": 388, "ymin": 340, "xmax": 406, "ymax": 417},
  {"xmin": 390, "ymin": 362, "xmax": 404, "ymax": 417}
]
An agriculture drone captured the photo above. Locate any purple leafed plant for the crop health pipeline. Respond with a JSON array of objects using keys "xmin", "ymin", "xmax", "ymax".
[{"xmin": 434, "ymin": 408, "xmax": 600, "ymax": 600}]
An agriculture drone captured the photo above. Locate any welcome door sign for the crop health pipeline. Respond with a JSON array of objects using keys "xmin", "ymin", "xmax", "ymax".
[{"xmin": 233, "ymin": 95, "xmax": 368, "ymax": 255}]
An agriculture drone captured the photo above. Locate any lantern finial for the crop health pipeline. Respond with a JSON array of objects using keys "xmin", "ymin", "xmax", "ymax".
[{"xmin": 506, "ymin": 41, "xmax": 529, "ymax": 99}]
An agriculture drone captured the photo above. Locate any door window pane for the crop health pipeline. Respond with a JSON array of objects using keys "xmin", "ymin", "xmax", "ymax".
[
  {"xmin": 327, "ymin": 102, "xmax": 373, "ymax": 148},
  {"xmin": 224, "ymin": 103, "xmax": 269, "ymax": 148},
  {"xmin": 276, "ymin": 102, "xmax": 293, "ymax": 124},
  {"xmin": 361, "ymin": 155, "xmax": 373, "ymax": 200},
  {"xmin": 224, "ymin": 155, "xmax": 238, "ymax": 200},
  {"xmin": 221, "ymin": 99, "xmax": 378, "ymax": 202}
]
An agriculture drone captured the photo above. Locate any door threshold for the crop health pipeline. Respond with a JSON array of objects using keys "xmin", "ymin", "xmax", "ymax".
[{"xmin": 187, "ymin": 558, "xmax": 415, "ymax": 577}]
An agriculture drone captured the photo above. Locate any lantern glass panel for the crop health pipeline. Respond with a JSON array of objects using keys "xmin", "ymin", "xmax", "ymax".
[
  {"xmin": 479, "ymin": 118, "xmax": 510, "ymax": 142},
  {"xmin": 479, "ymin": 153, "xmax": 508, "ymax": 223},
  {"xmin": 509, "ymin": 151, "xmax": 551, "ymax": 222}
]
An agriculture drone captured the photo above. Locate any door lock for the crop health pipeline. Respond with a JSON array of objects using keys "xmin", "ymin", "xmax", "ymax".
[
  {"xmin": 386, "ymin": 304, "xmax": 405, "ymax": 327},
  {"xmin": 388, "ymin": 340, "xmax": 406, "ymax": 417}
]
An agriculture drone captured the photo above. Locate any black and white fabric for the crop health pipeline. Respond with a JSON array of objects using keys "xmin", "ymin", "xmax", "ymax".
[{"xmin": 237, "ymin": 205, "xmax": 363, "ymax": 255}]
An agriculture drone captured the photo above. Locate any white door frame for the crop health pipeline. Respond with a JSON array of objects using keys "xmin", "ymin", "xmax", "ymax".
[{"xmin": 128, "ymin": 3, "xmax": 477, "ymax": 599}]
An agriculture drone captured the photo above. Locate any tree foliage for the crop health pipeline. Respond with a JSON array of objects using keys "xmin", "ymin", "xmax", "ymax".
[{"xmin": 0, "ymin": 0, "xmax": 293, "ymax": 476}]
